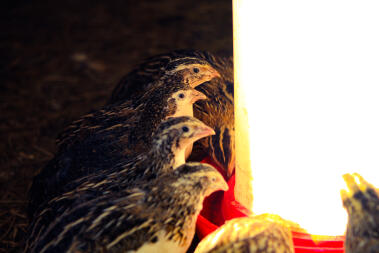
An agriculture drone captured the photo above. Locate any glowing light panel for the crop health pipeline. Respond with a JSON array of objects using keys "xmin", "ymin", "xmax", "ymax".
[{"xmin": 234, "ymin": 0, "xmax": 379, "ymax": 235}]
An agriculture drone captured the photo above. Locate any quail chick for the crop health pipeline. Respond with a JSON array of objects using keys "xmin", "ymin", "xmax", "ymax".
[
  {"xmin": 195, "ymin": 215, "xmax": 294, "ymax": 253},
  {"xmin": 108, "ymin": 49, "xmax": 221, "ymax": 104},
  {"xmin": 27, "ymin": 116, "xmax": 215, "ymax": 231},
  {"xmin": 25, "ymin": 162, "xmax": 228, "ymax": 253},
  {"xmin": 27, "ymin": 76, "xmax": 206, "ymax": 220},
  {"xmin": 341, "ymin": 173, "xmax": 379, "ymax": 253},
  {"xmin": 62, "ymin": 116, "xmax": 217, "ymax": 197},
  {"xmin": 108, "ymin": 49, "xmax": 235, "ymax": 178}
]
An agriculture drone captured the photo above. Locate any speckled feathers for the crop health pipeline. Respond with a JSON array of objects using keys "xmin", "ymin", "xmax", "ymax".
[
  {"xmin": 341, "ymin": 173, "xmax": 379, "ymax": 253},
  {"xmin": 25, "ymin": 163, "xmax": 227, "ymax": 253}
]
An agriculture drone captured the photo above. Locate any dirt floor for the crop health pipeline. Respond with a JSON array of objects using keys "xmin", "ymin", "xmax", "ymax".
[{"xmin": 0, "ymin": 0, "xmax": 232, "ymax": 251}]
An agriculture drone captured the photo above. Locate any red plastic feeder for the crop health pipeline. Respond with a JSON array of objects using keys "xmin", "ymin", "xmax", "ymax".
[{"xmin": 196, "ymin": 158, "xmax": 345, "ymax": 253}]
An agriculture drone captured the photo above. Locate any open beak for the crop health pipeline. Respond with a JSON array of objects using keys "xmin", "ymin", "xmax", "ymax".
[{"xmin": 191, "ymin": 89, "xmax": 207, "ymax": 103}]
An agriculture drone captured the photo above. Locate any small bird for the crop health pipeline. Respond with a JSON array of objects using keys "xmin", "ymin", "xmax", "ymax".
[
  {"xmin": 108, "ymin": 49, "xmax": 221, "ymax": 104},
  {"xmin": 27, "ymin": 76, "xmax": 207, "ymax": 220},
  {"xmin": 195, "ymin": 215, "xmax": 294, "ymax": 253},
  {"xmin": 26, "ymin": 116, "xmax": 216, "ymax": 243},
  {"xmin": 59, "ymin": 116, "xmax": 217, "ymax": 197},
  {"xmin": 25, "ymin": 162, "xmax": 228, "ymax": 253},
  {"xmin": 108, "ymin": 49, "xmax": 235, "ymax": 178},
  {"xmin": 341, "ymin": 173, "xmax": 379, "ymax": 253}
]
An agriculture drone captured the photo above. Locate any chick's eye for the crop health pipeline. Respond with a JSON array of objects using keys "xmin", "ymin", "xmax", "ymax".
[
  {"xmin": 182, "ymin": 126, "xmax": 189, "ymax": 132},
  {"xmin": 211, "ymin": 177, "xmax": 217, "ymax": 182},
  {"xmin": 193, "ymin": 67, "xmax": 199, "ymax": 73},
  {"xmin": 178, "ymin": 93, "xmax": 185, "ymax": 99}
]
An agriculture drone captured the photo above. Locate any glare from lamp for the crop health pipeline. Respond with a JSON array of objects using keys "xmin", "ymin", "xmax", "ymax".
[{"xmin": 234, "ymin": 0, "xmax": 379, "ymax": 236}]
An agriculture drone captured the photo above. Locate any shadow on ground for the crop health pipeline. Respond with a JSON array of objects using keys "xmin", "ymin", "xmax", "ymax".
[{"xmin": 0, "ymin": 0, "xmax": 232, "ymax": 252}]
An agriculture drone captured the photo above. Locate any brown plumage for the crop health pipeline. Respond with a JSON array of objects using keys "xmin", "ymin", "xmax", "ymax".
[
  {"xmin": 341, "ymin": 173, "xmax": 379, "ymax": 253},
  {"xmin": 25, "ymin": 160, "xmax": 227, "ymax": 253},
  {"xmin": 191, "ymin": 54, "xmax": 234, "ymax": 177},
  {"xmin": 50, "ymin": 116, "xmax": 216, "ymax": 200},
  {"xmin": 108, "ymin": 49, "xmax": 220, "ymax": 104},
  {"xmin": 195, "ymin": 215, "xmax": 294, "ymax": 253},
  {"xmin": 25, "ymin": 116, "xmax": 216, "ymax": 252},
  {"xmin": 108, "ymin": 49, "xmax": 235, "ymax": 178},
  {"xmin": 27, "ymin": 75, "xmax": 206, "ymax": 220}
]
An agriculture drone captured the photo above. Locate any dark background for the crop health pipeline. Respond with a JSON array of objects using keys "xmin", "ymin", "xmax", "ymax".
[{"xmin": 0, "ymin": 0, "xmax": 232, "ymax": 252}]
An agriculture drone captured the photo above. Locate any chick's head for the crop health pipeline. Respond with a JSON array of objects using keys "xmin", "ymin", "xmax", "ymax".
[
  {"xmin": 172, "ymin": 162, "xmax": 228, "ymax": 197},
  {"xmin": 195, "ymin": 216, "xmax": 294, "ymax": 253},
  {"xmin": 341, "ymin": 173, "xmax": 379, "ymax": 239},
  {"xmin": 166, "ymin": 60, "xmax": 220, "ymax": 88},
  {"xmin": 152, "ymin": 117, "xmax": 215, "ymax": 168},
  {"xmin": 167, "ymin": 88, "xmax": 207, "ymax": 118},
  {"xmin": 108, "ymin": 49, "xmax": 222, "ymax": 105},
  {"xmin": 342, "ymin": 173, "xmax": 379, "ymax": 217}
]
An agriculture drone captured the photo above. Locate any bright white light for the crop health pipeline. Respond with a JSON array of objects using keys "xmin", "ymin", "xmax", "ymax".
[{"xmin": 236, "ymin": 0, "xmax": 379, "ymax": 235}]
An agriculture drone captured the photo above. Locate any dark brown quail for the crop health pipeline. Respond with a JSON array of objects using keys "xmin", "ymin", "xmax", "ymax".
[
  {"xmin": 60, "ymin": 116, "xmax": 217, "ymax": 197},
  {"xmin": 108, "ymin": 49, "xmax": 220, "ymax": 103},
  {"xmin": 341, "ymin": 173, "xmax": 379, "ymax": 253},
  {"xmin": 195, "ymin": 215, "xmax": 294, "ymax": 253},
  {"xmin": 26, "ymin": 116, "xmax": 216, "ymax": 250},
  {"xmin": 27, "ymin": 76, "xmax": 206, "ymax": 220},
  {"xmin": 108, "ymin": 49, "xmax": 235, "ymax": 178},
  {"xmin": 27, "ymin": 117, "xmax": 218, "ymax": 251},
  {"xmin": 25, "ymin": 161, "xmax": 227, "ymax": 252}
]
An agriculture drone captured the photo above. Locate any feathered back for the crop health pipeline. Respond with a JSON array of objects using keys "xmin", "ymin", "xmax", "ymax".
[
  {"xmin": 342, "ymin": 173, "xmax": 379, "ymax": 253},
  {"xmin": 108, "ymin": 49, "xmax": 216, "ymax": 104},
  {"xmin": 108, "ymin": 49, "xmax": 236, "ymax": 178},
  {"xmin": 27, "ymin": 77, "xmax": 192, "ymax": 220},
  {"xmin": 25, "ymin": 162, "xmax": 227, "ymax": 253},
  {"xmin": 192, "ymin": 55, "xmax": 235, "ymax": 177}
]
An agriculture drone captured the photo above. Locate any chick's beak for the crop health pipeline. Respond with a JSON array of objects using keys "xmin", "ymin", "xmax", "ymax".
[
  {"xmin": 189, "ymin": 67, "xmax": 220, "ymax": 88},
  {"xmin": 208, "ymin": 67, "xmax": 221, "ymax": 79},
  {"xmin": 219, "ymin": 179, "xmax": 229, "ymax": 192},
  {"xmin": 194, "ymin": 124, "xmax": 215, "ymax": 140},
  {"xmin": 213, "ymin": 69, "xmax": 221, "ymax": 77},
  {"xmin": 206, "ymin": 175, "xmax": 228, "ymax": 197},
  {"xmin": 191, "ymin": 90, "xmax": 207, "ymax": 103}
]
